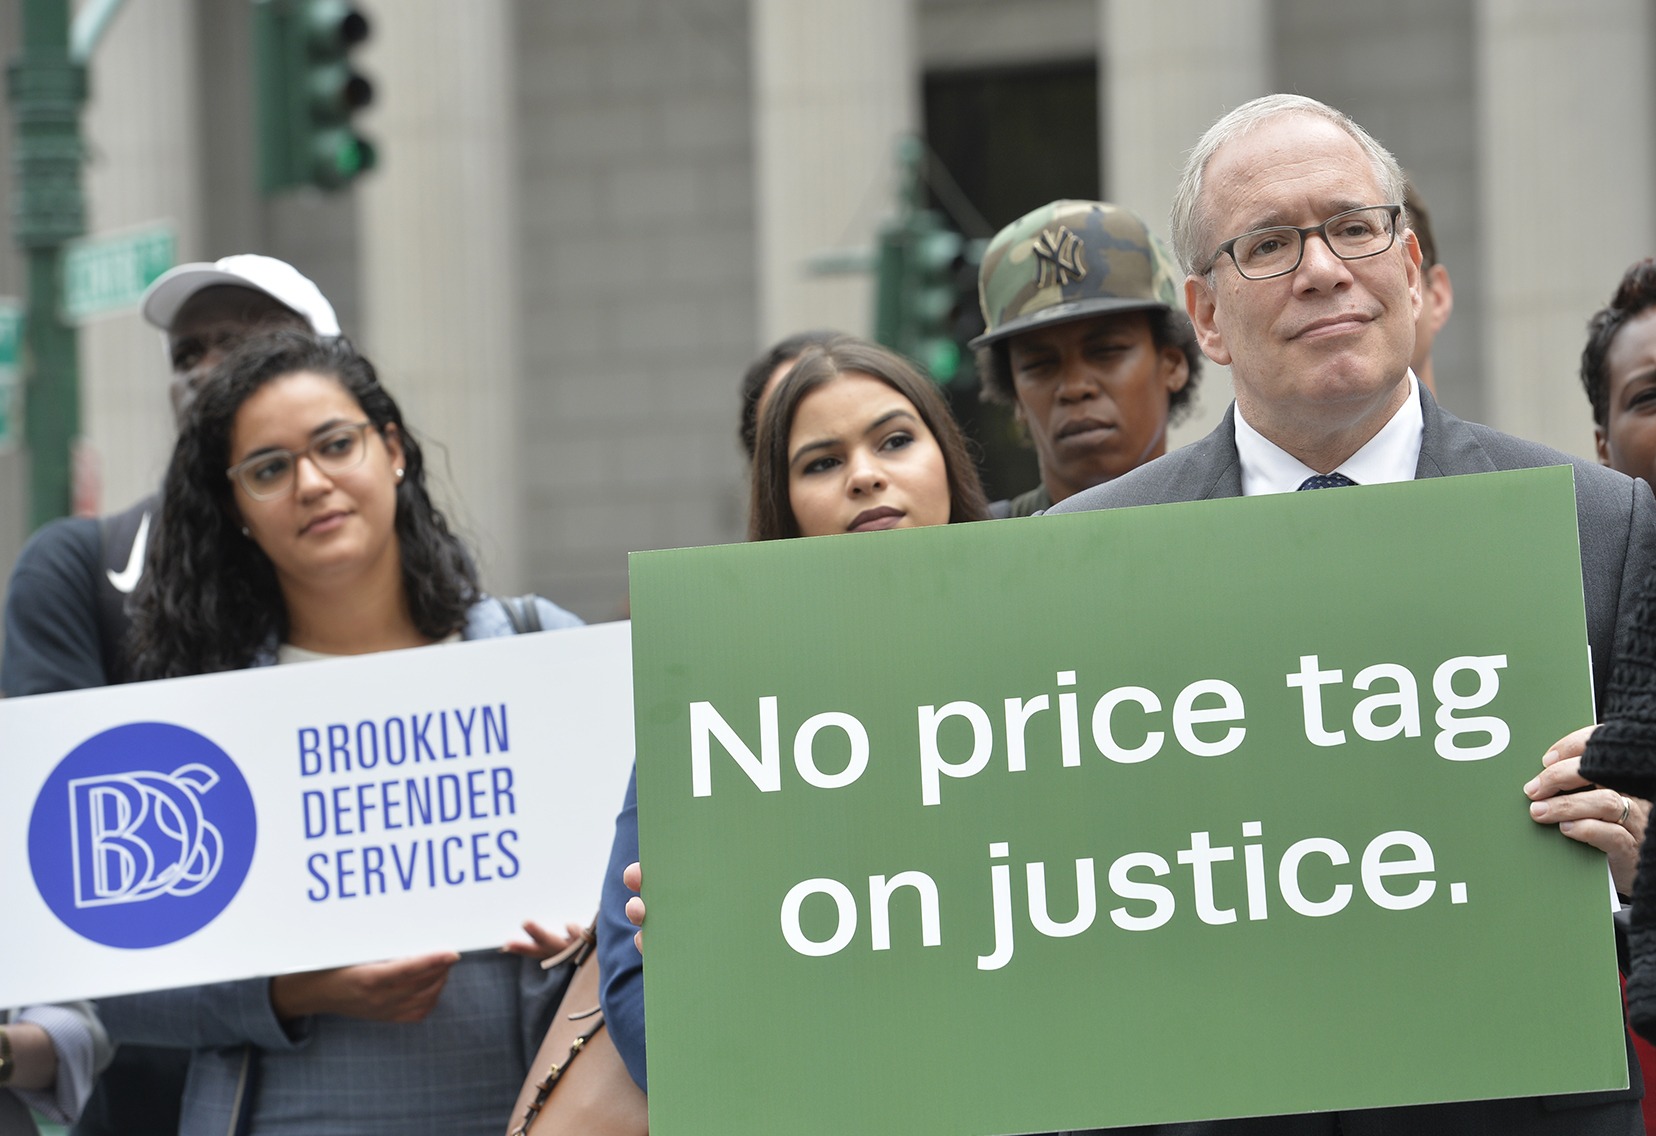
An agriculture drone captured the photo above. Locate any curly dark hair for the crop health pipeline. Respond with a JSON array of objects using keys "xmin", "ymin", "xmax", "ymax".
[
  {"xmin": 1582, "ymin": 258, "xmax": 1656, "ymax": 429},
  {"xmin": 738, "ymin": 329, "xmax": 849, "ymax": 459},
  {"xmin": 128, "ymin": 330, "xmax": 479, "ymax": 679},
  {"xmin": 975, "ymin": 307, "xmax": 1203, "ymax": 424},
  {"xmin": 749, "ymin": 338, "xmax": 989, "ymax": 541}
]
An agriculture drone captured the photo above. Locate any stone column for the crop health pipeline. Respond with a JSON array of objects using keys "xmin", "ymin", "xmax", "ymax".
[
  {"xmin": 1099, "ymin": 0, "xmax": 1270, "ymax": 447},
  {"xmin": 1476, "ymin": 0, "xmax": 1655, "ymax": 456},
  {"xmin": 751, "ymin": 0, "xmax": 917, "ymax": 344},
  {"xmin": 356, "ymin": 0, "xmax": 524, "ymax": 591},
  {"xmin": 78, "ymin": 0, "xmax": 203, "ymax": 509}
]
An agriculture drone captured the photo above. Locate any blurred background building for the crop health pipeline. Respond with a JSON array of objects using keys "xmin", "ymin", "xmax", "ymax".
[{"xmin": 1, "ymin": 0, "xmax": 1653, "ymax": 629}]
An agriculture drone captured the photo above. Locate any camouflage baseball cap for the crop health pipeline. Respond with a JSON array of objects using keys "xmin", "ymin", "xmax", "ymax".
[{"xmin": 971, "ymin": 200, "xmax": 1184, "ymax": 349}]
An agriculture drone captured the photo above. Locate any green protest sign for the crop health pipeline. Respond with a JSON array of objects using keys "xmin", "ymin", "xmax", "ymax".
[{"xmin": 630, "ymin": 466, "xmax": 1626, "ymax": 1135}]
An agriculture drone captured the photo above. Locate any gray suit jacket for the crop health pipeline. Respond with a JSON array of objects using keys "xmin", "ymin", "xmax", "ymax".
[{"xmin": 1050, "ymin": 385, "xmax": 1656, "ymax": 1136}]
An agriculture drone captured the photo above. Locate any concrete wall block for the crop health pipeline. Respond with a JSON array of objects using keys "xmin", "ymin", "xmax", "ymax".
[
  {"xmin": 542, "ymin": 368, "xmax": 658, "ymax": 424},
  {"xmin": 620, "ymin": 297, "xmax": 712, "ymax": 353},
  {"xmin": 514, "ymin": 0, "xmax": 775, "ymax": 614},
  {"xmin": 535, "ymin": 573, "xmax": 633, "ymax": 624},
  {"xmin": 693, "ymin": 164, "xmax": 758, "ymax": 221},
  {"xmin": 545, "ymin": 104, "xmax": 657, "ymax": 162},
  {"xmin": 605, "ymin": 162, "xmax": 704, "ymax": 223},
  {"xmin": 543, "ymin": 233, "xmax": 664, "ymax": 296},
  {"xmin": 656, "ymin": 359, "xmax": 752, "ymax": 417},
  {"xmin": 662, "ymin": 96, "xmax": 752, "ymax": 155},
  {"xmin": 519, "ymin": 171, "xmax": 607, "ymax": 233},
  {"xmin": 622, "ymin": 17, "xmax": 749, "ymax": 95},
  {"xmin": 653, "ymin": 227, "xmax": 756, "ymax": 288},
  {"xmin": 521, "ymin": 300, "xmax": 605, "ymax": 361},
  {"xmin": 540, "ymin": 0, "xmax": 652, "ymax": 34},
  {"xmin": 595, "ymin": 36, "xmax": 701, "ymax": 96},
  {"xmin": 531, "ymin": 430, "xmax": 623, "ymax": 493},
  {"xmin": 556, "ymin": 498, "xmax": 669, "ymax": 557},
  {"xmin": 696, "ymin": 291, "xmax": 776, "ymax": 352},
  {"xmin": 652, "ymin": 490, "xmax": 742, "ymax": 552},
  {"xmin": 521, "ymin": 45, "xmax": 603, "ymax": 102},
  {"xmin": 614, "ymin": 431, "xmax": 709, "ymax": 490}
]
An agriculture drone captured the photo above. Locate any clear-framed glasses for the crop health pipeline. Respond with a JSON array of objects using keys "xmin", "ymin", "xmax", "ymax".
[
  {"xmin": 227, "ymin": 421, "xmax": 374, "ymax": 500},
  {"xmin": 1201, "ymin": 204, "xmax": 1403, "ymax": 280}
]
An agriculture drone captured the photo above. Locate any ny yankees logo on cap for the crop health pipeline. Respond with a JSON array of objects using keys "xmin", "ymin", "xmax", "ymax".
[{"xmin": 1033, "ymin": 226, "xmax": 1087, "ymax": 288}]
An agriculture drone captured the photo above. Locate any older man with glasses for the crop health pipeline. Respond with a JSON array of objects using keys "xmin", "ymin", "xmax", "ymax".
[{"xmin": 1051, "ymin": 93, "xmax": 1654, "ymax": 1136}]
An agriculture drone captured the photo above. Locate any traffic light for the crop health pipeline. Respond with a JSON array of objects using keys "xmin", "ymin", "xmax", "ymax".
[
  {"xmin": 873, "ymin": 210, "xmax": 983, "ymax": 383},
  {"xmin": 255, "ymin": 0, "xmax": 377, "ymax": 193}
]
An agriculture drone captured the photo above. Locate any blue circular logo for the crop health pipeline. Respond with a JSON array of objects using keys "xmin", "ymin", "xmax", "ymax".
[{"xmin": 28, "ymin": 722, "xmax": 258, "ymax": 949}]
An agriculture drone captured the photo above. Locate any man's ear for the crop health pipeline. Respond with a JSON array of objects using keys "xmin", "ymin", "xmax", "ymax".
[
  {"xmin": 1185, "ymin": 276, "xmax": 1231, "ymax": 367},
  {"xmin": 1424, "ymin": 263, "xmax": 1454, "ymax": 336},
  {"xmin": 1402, "ymin": 230, "xmax": 1424, "ymax": 324},
  {"xmin": 1596, "ymin": 425, "xmax": 1612, "ymax": 468}
]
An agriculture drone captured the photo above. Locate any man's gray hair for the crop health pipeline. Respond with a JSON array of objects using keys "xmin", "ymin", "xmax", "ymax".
[{"xmin": 1169, "ymin": 94, "xmax": 1408, "ymax": 276}]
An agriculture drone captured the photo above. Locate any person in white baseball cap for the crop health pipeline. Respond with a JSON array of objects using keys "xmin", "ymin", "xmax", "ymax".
[
  {"xmin": 0, "ymin": 254, "xmax": 341, "ymax": 1136},
  {"xmin": 141, "ymin": 254, "xmax": 340, "ymax": 425}
]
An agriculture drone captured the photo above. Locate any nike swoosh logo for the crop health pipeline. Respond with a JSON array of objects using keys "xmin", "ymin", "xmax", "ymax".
[{"xmin": 107, "ymin": 510, "xmax": 152, "ymax": 594}]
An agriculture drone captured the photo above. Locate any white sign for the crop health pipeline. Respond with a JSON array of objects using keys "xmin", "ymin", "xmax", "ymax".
[{"xmin": 0, "ymin": 621, "xmax": 635, "ymax": 1007}]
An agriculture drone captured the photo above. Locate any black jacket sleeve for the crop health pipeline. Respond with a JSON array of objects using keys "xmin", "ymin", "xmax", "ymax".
[{"xmin": 1, "ymin": 517, "xmax": 109, "ymax": 696}]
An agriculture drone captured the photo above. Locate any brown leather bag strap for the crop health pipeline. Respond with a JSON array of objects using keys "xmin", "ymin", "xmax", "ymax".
[
  {"xmin": 509, "ymin": 1015, "xmax": 606, "ymax": 1136},
  {"xmin": 504, "ymin": 919, "xmax": 648, "ymax": 1135}
]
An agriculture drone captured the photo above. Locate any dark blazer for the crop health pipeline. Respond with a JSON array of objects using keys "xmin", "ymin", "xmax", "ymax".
[
  {"xmin": 1050, "ymin": 384, "xmax": 1656, "ymax": 1136},
  {"xmin": 1053, "ymin": 385, "xmax": 1656, "ymax": 719}
]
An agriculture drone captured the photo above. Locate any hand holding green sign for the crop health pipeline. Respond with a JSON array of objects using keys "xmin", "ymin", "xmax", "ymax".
[{"xmin": 629, "ymin": 467, "xmax": 1628, "ymax": 1134}]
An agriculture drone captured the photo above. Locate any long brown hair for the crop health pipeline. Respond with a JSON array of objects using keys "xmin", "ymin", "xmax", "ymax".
[{"xmin": 749, "ymin": 338, "xmax": 989, "ymax": 540}]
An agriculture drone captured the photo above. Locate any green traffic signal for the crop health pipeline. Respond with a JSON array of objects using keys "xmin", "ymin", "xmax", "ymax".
[
  {"xmin": 256, "ymin": 0, "xmax": 376, "ymax": 194},
  {"xmin": 312, "ymin": 129, "xmax": 376, "ymax": 188},
  {"xmin": 872, "ymin": 209, "xmax": 977, "ymax": 383},
  {"xmin": 302, "ymin": 0, "xmax": 369, "ymax": 52}
]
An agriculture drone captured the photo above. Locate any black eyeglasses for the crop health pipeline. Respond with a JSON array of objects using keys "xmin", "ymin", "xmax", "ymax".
[
  {"xmin": 227, "ymin": 422, "xmax": 373, "ymax": 500},
  {"xmin": 1201, "ymin": 205, "xmax": 1403, "ymax": 280}
]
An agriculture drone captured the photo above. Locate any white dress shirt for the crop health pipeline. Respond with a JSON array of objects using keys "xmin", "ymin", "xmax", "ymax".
[{"xmin": 1235, "ymin": 371, "xmax": 1425, "ymax": 496}]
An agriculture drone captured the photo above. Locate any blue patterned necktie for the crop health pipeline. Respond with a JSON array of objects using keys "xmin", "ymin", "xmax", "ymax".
[{"xmin": 1298, "ymin": 473, "xmax": 1357, "ymax": 491}]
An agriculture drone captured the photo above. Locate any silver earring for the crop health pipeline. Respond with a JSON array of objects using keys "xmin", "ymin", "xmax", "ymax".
[
  {"xmin": 394, "ymin": 468, "xmax": 404, "ymax": 483},
  {"xmin": 240, "ymin": 525, "xmax": 251, "ymax": 537}
]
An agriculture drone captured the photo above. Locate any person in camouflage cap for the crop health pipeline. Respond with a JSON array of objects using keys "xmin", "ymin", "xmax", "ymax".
[{"xmin": 972, "ymin": 200, "xmax": 1202, "ymax": 516}]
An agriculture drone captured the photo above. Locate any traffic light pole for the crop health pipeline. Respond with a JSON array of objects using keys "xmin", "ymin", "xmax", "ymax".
[{"xmin": 7, "ymin": 0, "xmax": 87, "ymax": 529}]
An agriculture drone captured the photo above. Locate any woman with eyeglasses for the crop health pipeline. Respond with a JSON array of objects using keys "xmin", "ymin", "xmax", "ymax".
[
  {"xmin": 102, "ymin": 329, "xmax": 584, "ymax": 1136},
  {"xmin": 589, "ymin": 337, "xmax": 990, "ymax": 1096}
]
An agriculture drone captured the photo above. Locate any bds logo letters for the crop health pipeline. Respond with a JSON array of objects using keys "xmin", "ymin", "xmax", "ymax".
[{"xmin": 29, "ymin": 722, "xmax": 257, "ymax": 949}]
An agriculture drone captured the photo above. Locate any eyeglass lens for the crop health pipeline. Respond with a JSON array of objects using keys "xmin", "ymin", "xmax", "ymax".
[
  {"xmin": 1230, "ymin": 206, "xmax": 1397, "ymax": 279},
  {"xmin": 235, "ymin": 423, "xmax": 369, "ymax": 498}
]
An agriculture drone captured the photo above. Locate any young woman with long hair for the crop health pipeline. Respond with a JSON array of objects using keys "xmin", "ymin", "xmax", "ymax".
[
  {"xmin": 104, "ymin": 329, "xmax": 583, "ymax": 1136},
  {"xmin": 595, "ymin": 336, "xmax": 990, "ymax": 1093}
]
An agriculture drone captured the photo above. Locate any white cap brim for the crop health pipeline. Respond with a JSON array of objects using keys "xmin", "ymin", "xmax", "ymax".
[{"xmin": 140, "ymin": 255, "xmax": 341, "ymax": 338}]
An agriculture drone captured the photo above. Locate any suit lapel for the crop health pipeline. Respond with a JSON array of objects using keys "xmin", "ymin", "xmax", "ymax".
[
  {"xmin": 1198, "ymin": 404, "xmax": 1246, "ymax": 500},
  {"xmin": 1413, "ymin": 382, "xmax": 1498, "ymax": 480}
]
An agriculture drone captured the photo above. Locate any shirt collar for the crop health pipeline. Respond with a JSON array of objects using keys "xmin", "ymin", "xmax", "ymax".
[{"xmin": 1234, "ymin": 371, "xmax": 1424, "ymax": 496}]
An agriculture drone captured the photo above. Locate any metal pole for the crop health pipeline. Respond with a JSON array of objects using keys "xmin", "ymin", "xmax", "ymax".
[{"xmin": 7, "ymin": 0, "xmax": 87, "ymax": 528}]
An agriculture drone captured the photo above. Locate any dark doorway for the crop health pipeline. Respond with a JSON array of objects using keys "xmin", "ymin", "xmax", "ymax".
[{"xmin": 922, "ymin": 60, "xmax": 1101, "ymax": 504}]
